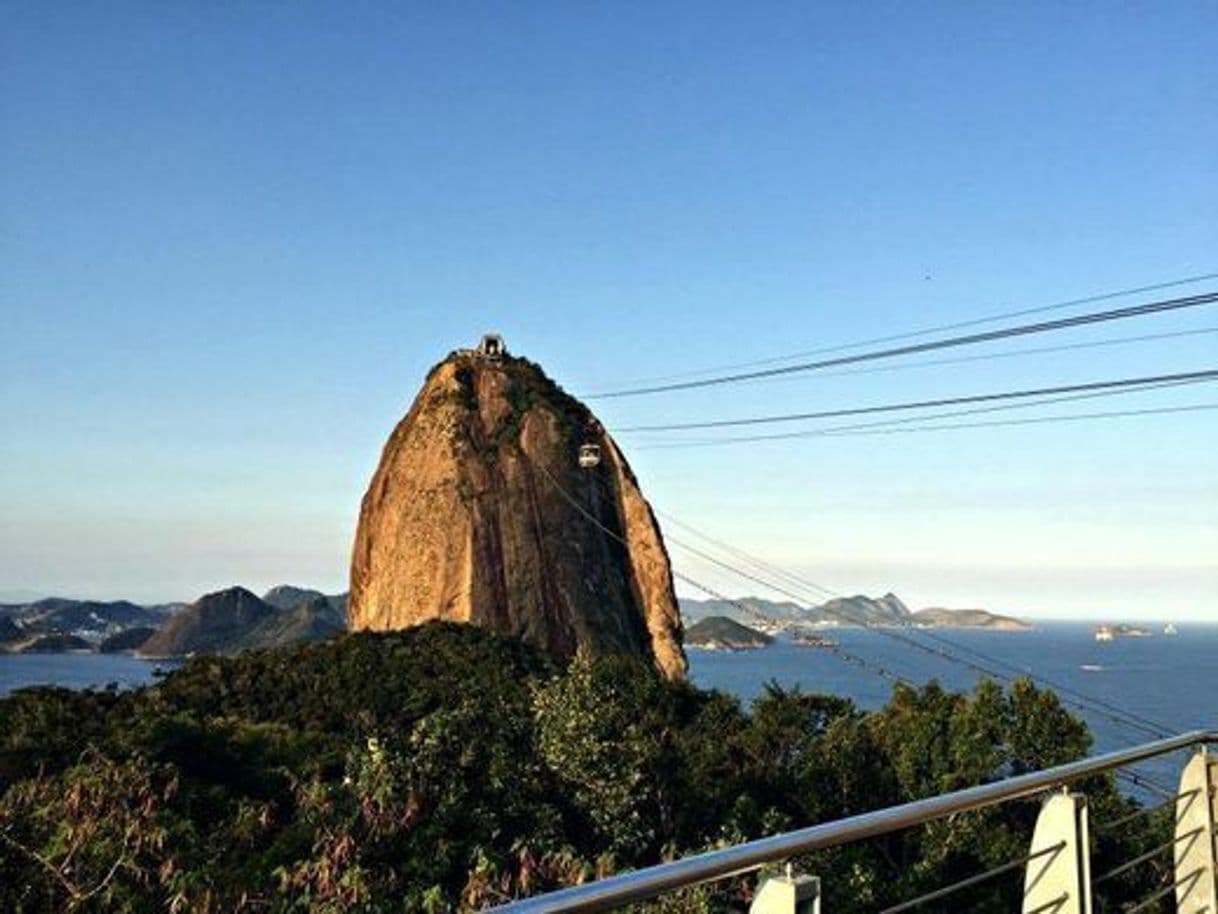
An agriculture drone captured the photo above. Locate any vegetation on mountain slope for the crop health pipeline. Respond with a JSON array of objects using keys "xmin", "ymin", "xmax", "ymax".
[{"xmin": 97, "ymin": 626, "xmax": 157, "ymax": 653}]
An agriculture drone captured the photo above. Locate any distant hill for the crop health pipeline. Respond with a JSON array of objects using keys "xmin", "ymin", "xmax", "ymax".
[
  {"xmin": 911, "ymin": 608, "xmax": 1031, "ymax": 631},
  {"xmin": 681, "ymin": 592, "xmax": 1032, "ymax": 631},
  {"xmin": 237, "ymin": 597, "xmax": 345, "ymax": 650},
  {"xmin": 262, "ymin": 585, "xmax": 327, "ymax": 611},
  {"xmin": 0, "ymin": 586, "xmax": 347, "ymax": 656},
  {"xmin": 681, "ymin": 593, "xmax": 912, "ymax": 627},
  {"xmin": 679, "ymin": 596, "xmax": 809, "ymax": 625},
  {"xmin": 263, "ymin": 585, "xmax": 348, "ymax": 620},
  {"xmin": 99, "ymin": 626, "xmax": 158, "ymax": 653},
  {"xmin": 0, "ymin": 616, "xmax": 22, "ymax": 643},
  {"xmin": 139, "ymin": 587, "xmax": 277, "ymax": 657},
  {"xmin": 810, "ymin": 593, "xmax": 911, "ymax": 625},
  {"xmin": 684, "ymin": 616, "xmax": 773, "ymax": 649},
  {"xmin": 138, "ymin": 587, "xmax": 347, "ymax": 657}
]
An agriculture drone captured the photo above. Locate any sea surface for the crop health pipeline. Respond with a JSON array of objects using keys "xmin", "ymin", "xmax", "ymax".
[
  {"xmin": 2, "ymin": 622, "xmax": 1213, "ymax": 792},
  {"xmin": 0, "ymin": 652, "xmax": 179, "ymax": 695},
  {"xmin": 688, "ymin": 620, "xmax": 1218, "ymax": 793}
]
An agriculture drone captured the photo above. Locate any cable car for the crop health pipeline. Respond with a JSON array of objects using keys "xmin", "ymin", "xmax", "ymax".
[{"xmin": 578, "ymin": 443, "xmax": 601, "ymax": 469}]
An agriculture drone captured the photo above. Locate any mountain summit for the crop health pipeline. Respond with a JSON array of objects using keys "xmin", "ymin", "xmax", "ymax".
[{"xmin": 349, "ymin": 336, "xmax": 686, "ymax": 678}]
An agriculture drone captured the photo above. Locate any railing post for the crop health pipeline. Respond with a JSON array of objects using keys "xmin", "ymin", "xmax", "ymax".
[
  {"xmin": 1023, "ymin": 790, "xmax": 1092, "ymax": 914},
  {"xmin": 750, "ymin": 869, "xmax": 820, "ymax": 914},
  {"xmin": 1175, "ymin": 747, "xmax": 1217, "ymax": 914}
]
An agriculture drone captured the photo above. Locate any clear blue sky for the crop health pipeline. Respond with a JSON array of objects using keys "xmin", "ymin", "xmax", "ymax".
[{"xmin": 2, "ymin": 3, "xmax": 1215, "ymax": 618}]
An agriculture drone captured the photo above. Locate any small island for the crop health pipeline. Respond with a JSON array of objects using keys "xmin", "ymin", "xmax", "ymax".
[
  {"xmin": 910, "ymin": 608, "xmax": 1032, "ymax": 631},
  {"xmin": 789, "ymin": 629, "xmax": 838, "ymax": 648},
  {"xmin": 1094, "ymin": 624, "xmax": 1152, "ymax": 642},
  {"xmin": 684, "ymin": 616, "xmax": 773, "ymax": 651}
]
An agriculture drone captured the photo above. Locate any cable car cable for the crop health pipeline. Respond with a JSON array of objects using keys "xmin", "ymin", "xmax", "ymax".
[
  {"xmin": 727, "ymin": 325, "xmax": 1218, "ymax": 389},
  {"xmin": 614, "ymin": 369, "xmax": 1218, "ymax": 433},
  {"xmin": 631, "ymin": 400, "xmax": 1218, "ymax": 450},
  {"xmin": 587, "ymin": 290, "xmax": 1218, "ymax": 399},
  {"xmin": 591, "ymin": 272, "xmax": 1218, "ymax": 390}
]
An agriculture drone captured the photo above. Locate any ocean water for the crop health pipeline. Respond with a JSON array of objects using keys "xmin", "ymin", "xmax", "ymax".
[
  {"xmin": 688, "ymin": 621, "xmax": 1218, "ymax": 793},
  {"xmin": 0, "ymin": 653, "xmax": 176, "ymax": 695}
]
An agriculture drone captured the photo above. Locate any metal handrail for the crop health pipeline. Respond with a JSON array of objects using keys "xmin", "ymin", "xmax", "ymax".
[{"xmin": 488, "ymin": 729, "xmax": 1217, "ymax": 914}]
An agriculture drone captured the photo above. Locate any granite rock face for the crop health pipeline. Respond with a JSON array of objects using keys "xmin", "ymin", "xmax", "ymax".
[{"xmin": 349, "ymin": 346, "xmax": 686, "ymax": 678}]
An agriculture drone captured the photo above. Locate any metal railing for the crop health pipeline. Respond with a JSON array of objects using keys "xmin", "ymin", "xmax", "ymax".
[{"xmin": 488, "ymin": 730, "xmax": 1218, "ymax": 914}]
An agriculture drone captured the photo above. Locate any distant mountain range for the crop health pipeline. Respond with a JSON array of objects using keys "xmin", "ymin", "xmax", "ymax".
[
  {"xmin": 679, "ymin": 593, "xmax": 1030, "ymax": 631},
  {"xmin": 0, "ymin": 598, "xmax": 176, "ymax": 634},
  {"xmin": 1, "ymin": 585, "xmax": 1028, "ymax": 658},
  {"xmin": 1, "ymin": 586, "xmax": 349, "ymax": 655}
]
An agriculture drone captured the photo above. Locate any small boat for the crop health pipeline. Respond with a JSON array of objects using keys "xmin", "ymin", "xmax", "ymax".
[
  {"xmin": 1163, "ymin": 623, "xmax": 1178, "ymax": 636},
  {"xmin": 1094, "ymin": 626, "xmax": 1114, "ymax": 642},
  {"xmin": 791, "ymin": 633, "xmax": 838, "ymax": 648},
  {"xmin": 1080, "ymin": 664, "xmax": 1103, "ymax": 672}
]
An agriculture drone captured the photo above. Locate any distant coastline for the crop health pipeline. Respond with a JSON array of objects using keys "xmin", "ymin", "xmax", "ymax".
[{"xmin": 679, "ymin": 592, "xmax": 1033, "ymax": 634}]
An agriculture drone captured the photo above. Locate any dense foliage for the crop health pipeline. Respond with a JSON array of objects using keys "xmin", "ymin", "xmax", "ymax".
[{"xmin": 0, "ymin": 624, "xmax": 1172, "ymax": 912}]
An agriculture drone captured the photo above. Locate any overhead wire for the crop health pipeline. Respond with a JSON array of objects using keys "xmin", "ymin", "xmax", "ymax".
[
  {"xmin": 721, "ymin": 325, "xmax": 1218, "ymax": 389},
  {"xmin": 587, "ymin": 290, "xmax": 1218, "ymax": 399},
  {"xmin": 743, "ymin": 403, "xmax": 1218, "ymax": 443},
  {"xmin": 529, "ymin": 280, "xmax": 1212, "ymax": 794},
  {"xmin": 614, "ymin": 369, "xmax": 1218, "ymax": 433},
  {"xmin": 629, "ymin": 378, "xmax": 1218, "ymax": 449},
  {"xmin": 591, "ymin": 272, "xmax": 1218, "ymax": 389}
]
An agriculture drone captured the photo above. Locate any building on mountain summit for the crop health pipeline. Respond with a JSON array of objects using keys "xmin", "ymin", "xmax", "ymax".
[{"xmin": 478, "ymin": 333, "xmax": 506, "ymax": 358}]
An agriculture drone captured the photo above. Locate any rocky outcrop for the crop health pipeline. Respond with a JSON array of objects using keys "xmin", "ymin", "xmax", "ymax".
[{"xmin": 349, "ymin": 345, "xmax": 686, "ymax": 678}]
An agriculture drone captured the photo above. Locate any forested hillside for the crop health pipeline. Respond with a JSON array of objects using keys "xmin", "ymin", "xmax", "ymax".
[{"xmin": 0, "ymin": 624, "xmax": 1168, "ymax": 912}]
